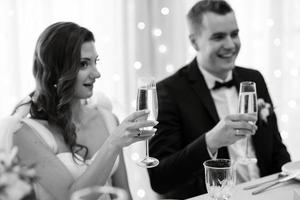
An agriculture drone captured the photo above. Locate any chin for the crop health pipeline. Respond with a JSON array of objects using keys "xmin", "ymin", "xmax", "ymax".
[
  {"xmin": 86, "ymin": 92, "xmax": 93, "ymax": 98},
  {"xmin": 79, "ymin": 92, "xmax": 93, "ymax": 99},
  {"xmin": 221, "ymin": 61, "xmax": 235, "ymax": 70}
]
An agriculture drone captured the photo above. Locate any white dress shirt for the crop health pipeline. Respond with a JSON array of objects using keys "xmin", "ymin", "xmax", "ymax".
[{"xmin": 198, "ymin": 63, "xmax": 260, "ymax": 184}]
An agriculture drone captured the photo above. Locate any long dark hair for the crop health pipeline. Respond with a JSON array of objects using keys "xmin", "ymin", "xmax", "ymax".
[{"xmin": 30, "ymin": 22, "xmax": 95, "ymax": 161}]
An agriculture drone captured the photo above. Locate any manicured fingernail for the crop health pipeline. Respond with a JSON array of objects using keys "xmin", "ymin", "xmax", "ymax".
[
  {"xmin": 154, "ymin": 121, "xmax": 159, "ymax": 125},
  {"xmin": 153, "ymin": 128, "xmax": 157, "ymax": 132}
]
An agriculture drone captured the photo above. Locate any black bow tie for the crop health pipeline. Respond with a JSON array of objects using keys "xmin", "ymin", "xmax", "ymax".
[{"xmin": 212, "ymin": 79, "xmax": 235, "ymax": 90}]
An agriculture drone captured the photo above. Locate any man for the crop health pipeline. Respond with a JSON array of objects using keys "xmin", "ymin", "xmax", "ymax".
[{"xmin": 148, "ymin": 0, "xmax": 291, "ymax": 199}]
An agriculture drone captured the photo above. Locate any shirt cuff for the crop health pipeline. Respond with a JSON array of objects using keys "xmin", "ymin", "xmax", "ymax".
[{"xmin": 207, "ymin": 146, "xmax": 218, "ymax": 159}]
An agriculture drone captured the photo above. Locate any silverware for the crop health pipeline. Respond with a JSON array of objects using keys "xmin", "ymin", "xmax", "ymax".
[
  {"xmin": 252, "ymin": 171, "xmax": 300, "ymax": 195},
  {"xmin": 243, "ymin": 172, "xmax": 287, "ymax": 190}
]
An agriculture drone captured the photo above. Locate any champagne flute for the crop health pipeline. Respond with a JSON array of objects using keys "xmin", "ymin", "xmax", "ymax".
[
  {"xmin": 70, "ymin": 185, "xmax": 128, "ymax": 200},
  {"xmin": 136, "ymin": 77, "xmax": 159, "ymax": 168},
  {"xmin": 238, "ymin": 81, "xmax": 258, "ymax": 164}
]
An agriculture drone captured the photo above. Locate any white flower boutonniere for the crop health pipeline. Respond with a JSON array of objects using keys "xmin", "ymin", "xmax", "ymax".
[{"xmin": 257, "ymin": 98, "xmax": 272, "ymax": 123}]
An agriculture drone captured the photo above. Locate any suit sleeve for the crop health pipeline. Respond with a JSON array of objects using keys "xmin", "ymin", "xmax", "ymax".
[
  {"xmin": 148, "ymin": 81, "xmax": 211, "ymax": 194},
  {"xmin": 255, "ymin": 71, "xmax": 291, "ymax": 173}
]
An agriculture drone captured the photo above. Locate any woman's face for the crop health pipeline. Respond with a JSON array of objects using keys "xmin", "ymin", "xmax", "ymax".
[{"xmin": 74, "ymin": 41, "xmax": 100, "ymax": 99}]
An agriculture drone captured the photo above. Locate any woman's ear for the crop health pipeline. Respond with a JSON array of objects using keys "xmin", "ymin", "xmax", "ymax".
[{"xmin": 189, "ymin": 34, "xmax": 199, "ymax": 51}]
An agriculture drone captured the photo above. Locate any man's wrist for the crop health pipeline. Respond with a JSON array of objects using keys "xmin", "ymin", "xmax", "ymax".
[{"xmin": 205, "ymin": 132, "xmax": 218, "ymax": 154}]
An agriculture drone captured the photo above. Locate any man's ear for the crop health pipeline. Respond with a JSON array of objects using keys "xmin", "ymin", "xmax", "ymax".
[{"xmin": 189, "ymin": 34, "xmax": 199, "ymax": 51}]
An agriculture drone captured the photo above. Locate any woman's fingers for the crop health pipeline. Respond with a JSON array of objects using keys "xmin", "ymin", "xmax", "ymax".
[
  {"xmin": 132, "ymin": 129, "xmax": 156, "ymax": 142},
  {"xmin": 124, "ymin": 110, "xmax": 150, "ymax": 122},
  {"xmin": 132, "ymin": 128, "xmax": 157, "ymax": 138},
  {"xmin": 114, "ymin": 111, "xmax": 159, "ymax": 147},
  {"xmin": 128, "ymin": 120, "xmax": 158, "ymax": 130}
]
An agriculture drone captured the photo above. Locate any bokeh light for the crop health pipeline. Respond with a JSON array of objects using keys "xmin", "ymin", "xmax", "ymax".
[
  {"xmin": 161, "ymin": 7, "xmax": 170, "ymax": 15},
  {"xmin": 137, "ymin": 22, "xmax": 146, "ymax": 30},
  {"xmin": 158, "ymin": 44, "xmax": 167, "ymax": 53}
]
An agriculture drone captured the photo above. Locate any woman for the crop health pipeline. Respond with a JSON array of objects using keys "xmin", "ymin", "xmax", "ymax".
[{"xmin": 13, "ymin": 22, "xmax": 157, "ymax": 200}]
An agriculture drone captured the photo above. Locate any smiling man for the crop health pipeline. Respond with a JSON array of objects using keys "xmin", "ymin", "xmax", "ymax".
[{"xmin": 148, "ymin": 0, "xmax": 291, "ymax": 199}]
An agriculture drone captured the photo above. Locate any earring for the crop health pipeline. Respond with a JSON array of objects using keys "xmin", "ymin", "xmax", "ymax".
[
  {"xmin": 83, "ymin": 99, "xmax": 88, "ymax": 105},
  {"xmin": 53, "ymin": 84, "xmax": 57, "ymax": 88}
]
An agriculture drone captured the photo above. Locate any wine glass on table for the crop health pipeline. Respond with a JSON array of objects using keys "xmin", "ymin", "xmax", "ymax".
[
  {"xmin": 203, "ymin": 159, "xmax": 235, "ymax": 200},
  {"xmin": 136, "ymin": 77, "xmax": 159, "ymax": 168},
  {"xmin": 237, "ymin": 81, "xmax": 258, "ymax": 164}
]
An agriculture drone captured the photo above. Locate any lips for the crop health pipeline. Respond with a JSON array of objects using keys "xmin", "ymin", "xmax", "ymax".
[
  {"xmin": 83, "ymin": 82, "xmax": 95, "ymax": 90},
  {"xmin": 83, "ymin": 83, "xmax": 93, "ymax": 87},
  {"xmin": 218, "ymin": 51, "xmax": 236, "ymax": 59}
]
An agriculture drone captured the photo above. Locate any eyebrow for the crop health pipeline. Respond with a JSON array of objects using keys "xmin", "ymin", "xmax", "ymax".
[
  {"xmin": 211, "ymin": 29, "xmax": 239, "ymax": 36},
  {"xmin": 80, "ymin": 55, "xmax": 99, "ymax": 61},
  {"xmin": 80, "ymin": 58, "xmax": 91, "ymax": 61}
]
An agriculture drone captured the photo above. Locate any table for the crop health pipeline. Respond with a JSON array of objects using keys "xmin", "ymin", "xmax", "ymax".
[{"xmin": 187, "ymin": 173, "xmax": 300, "ymax": 200}]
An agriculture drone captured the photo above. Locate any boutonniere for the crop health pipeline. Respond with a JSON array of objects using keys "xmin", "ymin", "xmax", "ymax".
[{"xmin": 257, "ymin": 98, "xmax": 272, "ymax": 123}]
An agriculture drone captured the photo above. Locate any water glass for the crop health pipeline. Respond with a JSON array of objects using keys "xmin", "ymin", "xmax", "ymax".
[{"xmin": 203, "ymin": 159, "xmax": 235, "ymax": 200}]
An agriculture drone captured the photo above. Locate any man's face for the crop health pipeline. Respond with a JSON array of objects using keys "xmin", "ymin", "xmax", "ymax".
[{"xmin": 190, "ymin": 12, "xmax": 240, "ymax": 79}]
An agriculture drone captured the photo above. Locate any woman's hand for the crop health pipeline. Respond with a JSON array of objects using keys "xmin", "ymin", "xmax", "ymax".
[{"xmin": 108, "ymin": 110, "xmax": 158, "ymax": 149}]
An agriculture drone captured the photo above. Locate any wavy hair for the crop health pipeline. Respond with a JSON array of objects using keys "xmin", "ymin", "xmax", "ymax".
[{"xmin": 30, "ymin": 22, "xmax": 95, "ymax": 162}]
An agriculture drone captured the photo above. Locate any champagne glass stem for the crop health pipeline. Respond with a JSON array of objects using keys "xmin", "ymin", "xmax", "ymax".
[
  {"xmin": 245, "ymin": 136, "xmax": 249, "ymax": 157},
  {"xmin": 145, "ymin": 139, "xmax": 149, "ymax": 158}
]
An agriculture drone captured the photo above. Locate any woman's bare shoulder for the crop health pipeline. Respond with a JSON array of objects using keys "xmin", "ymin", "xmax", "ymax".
[
  {"xmin": 14, "ymin": 121, "xmax": 41, "ymax": 142},
  {"xmin": 14, "ymin": 121, "xmax": 74, "ymax": 199}
]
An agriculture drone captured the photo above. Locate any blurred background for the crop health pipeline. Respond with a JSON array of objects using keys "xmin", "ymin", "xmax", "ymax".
[{"xmin": 0, "ymin": 0, "xmax": 299, "ymax": 199}]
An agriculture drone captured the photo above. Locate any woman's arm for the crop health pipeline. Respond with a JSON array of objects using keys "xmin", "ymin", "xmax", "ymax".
[
  {"xmin": 14, "ymin": 124, "xmax": 75, "ymax": 199},
  {"xmin": 111, "ymin": 151, "xmax": 133, "ymax": 200},
  {"xmin": 14, "ymin": 110, "xmax": 157, "ymax": 199}
]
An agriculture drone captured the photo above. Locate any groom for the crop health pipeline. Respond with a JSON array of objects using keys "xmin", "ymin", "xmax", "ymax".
[{"xmin": 148, "ymin": 0, "xmax": 291, "ymax": 199}]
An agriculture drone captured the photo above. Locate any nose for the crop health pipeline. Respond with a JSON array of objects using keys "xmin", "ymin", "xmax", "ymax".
[
  {"xmin": 223, "ymin": 36, "xmax": 235, "ymax": 49},
  {"xmin": 91, "ymin": 65, "xmax": 101, "ymax": 79}
]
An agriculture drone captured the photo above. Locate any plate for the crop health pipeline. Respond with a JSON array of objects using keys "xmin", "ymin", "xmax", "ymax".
[{"xmin": 281, "ymin": 161, "xmax": 300, "ymax": 181}]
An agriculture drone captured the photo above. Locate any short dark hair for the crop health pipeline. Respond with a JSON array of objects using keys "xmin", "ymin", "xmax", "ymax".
[{"xmin": 187, "ymin": 0, "xmax": 233, "ymax": 34}]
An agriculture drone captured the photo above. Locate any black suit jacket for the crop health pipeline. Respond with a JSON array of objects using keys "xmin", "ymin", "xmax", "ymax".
[{"xmin": 148, "ymin": 58, "xmax": 291, "ymax": 199}]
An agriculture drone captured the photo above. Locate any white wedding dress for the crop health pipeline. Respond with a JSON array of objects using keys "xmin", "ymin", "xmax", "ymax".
[{"xmin": 0, "ymin": 93, "xmax": 120, "ymax": 200}]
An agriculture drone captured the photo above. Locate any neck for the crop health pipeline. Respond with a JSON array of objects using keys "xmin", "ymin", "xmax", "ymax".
[
  {"xmin": 196, "ymin": 55, "xmax": 231, "ymax": 80},
  {"xmin": 71, "ymin": 100, "xmax": 84, "ymax": 124}
]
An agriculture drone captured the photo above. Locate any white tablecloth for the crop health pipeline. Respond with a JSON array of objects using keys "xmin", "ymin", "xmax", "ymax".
[{"xmin": 188, "ymin": 173, "xmax": 300, "ymax": 200}]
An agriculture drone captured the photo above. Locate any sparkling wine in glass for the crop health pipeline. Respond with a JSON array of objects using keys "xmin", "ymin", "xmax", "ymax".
[
  {"xmin": 203, "ymin": 159, "xmax": 235, "ymax": 200},
  {"xmin": 238, "ymin": 81, "xmax": 258, "ymax": 164},
  {"xmin": 136, "ymin": 77, "xmax": 159, "ymax": 168},
  {"xmin": 71, "ymin": 185, "xmax": 128, "ymax": 200}
]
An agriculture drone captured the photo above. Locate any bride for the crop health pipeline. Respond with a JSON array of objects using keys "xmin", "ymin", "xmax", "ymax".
[{"xmin": 9, "ymin": 22, "xmax": 157, "ymax": 200}]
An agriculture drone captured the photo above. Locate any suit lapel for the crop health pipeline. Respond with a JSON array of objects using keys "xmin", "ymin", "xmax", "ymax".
[
  {"xmin": 232, "ymin": 67, "xmax": 243, "ymax": 93},
  {"xmin": 185, "ymin": 59, "xmax": 219, "ymax": 123},
  {"xmin": 185, "ymin": 65, "xmax": 244, "ymax": 123}
]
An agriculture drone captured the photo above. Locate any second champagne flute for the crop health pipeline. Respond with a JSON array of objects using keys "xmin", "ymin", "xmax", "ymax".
[
  {"xmin": 238, "ymin": 81, "xmax": 258, "ymax": 164},
  {"xmin": 136, "ymin": 77, "xmax": 159, "ymax": 168}
]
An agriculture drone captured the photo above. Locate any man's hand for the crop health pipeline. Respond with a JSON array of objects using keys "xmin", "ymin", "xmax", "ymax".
[{"xmin": 205, "ymin": 113, "xmax": 257, "ymax": 153}]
